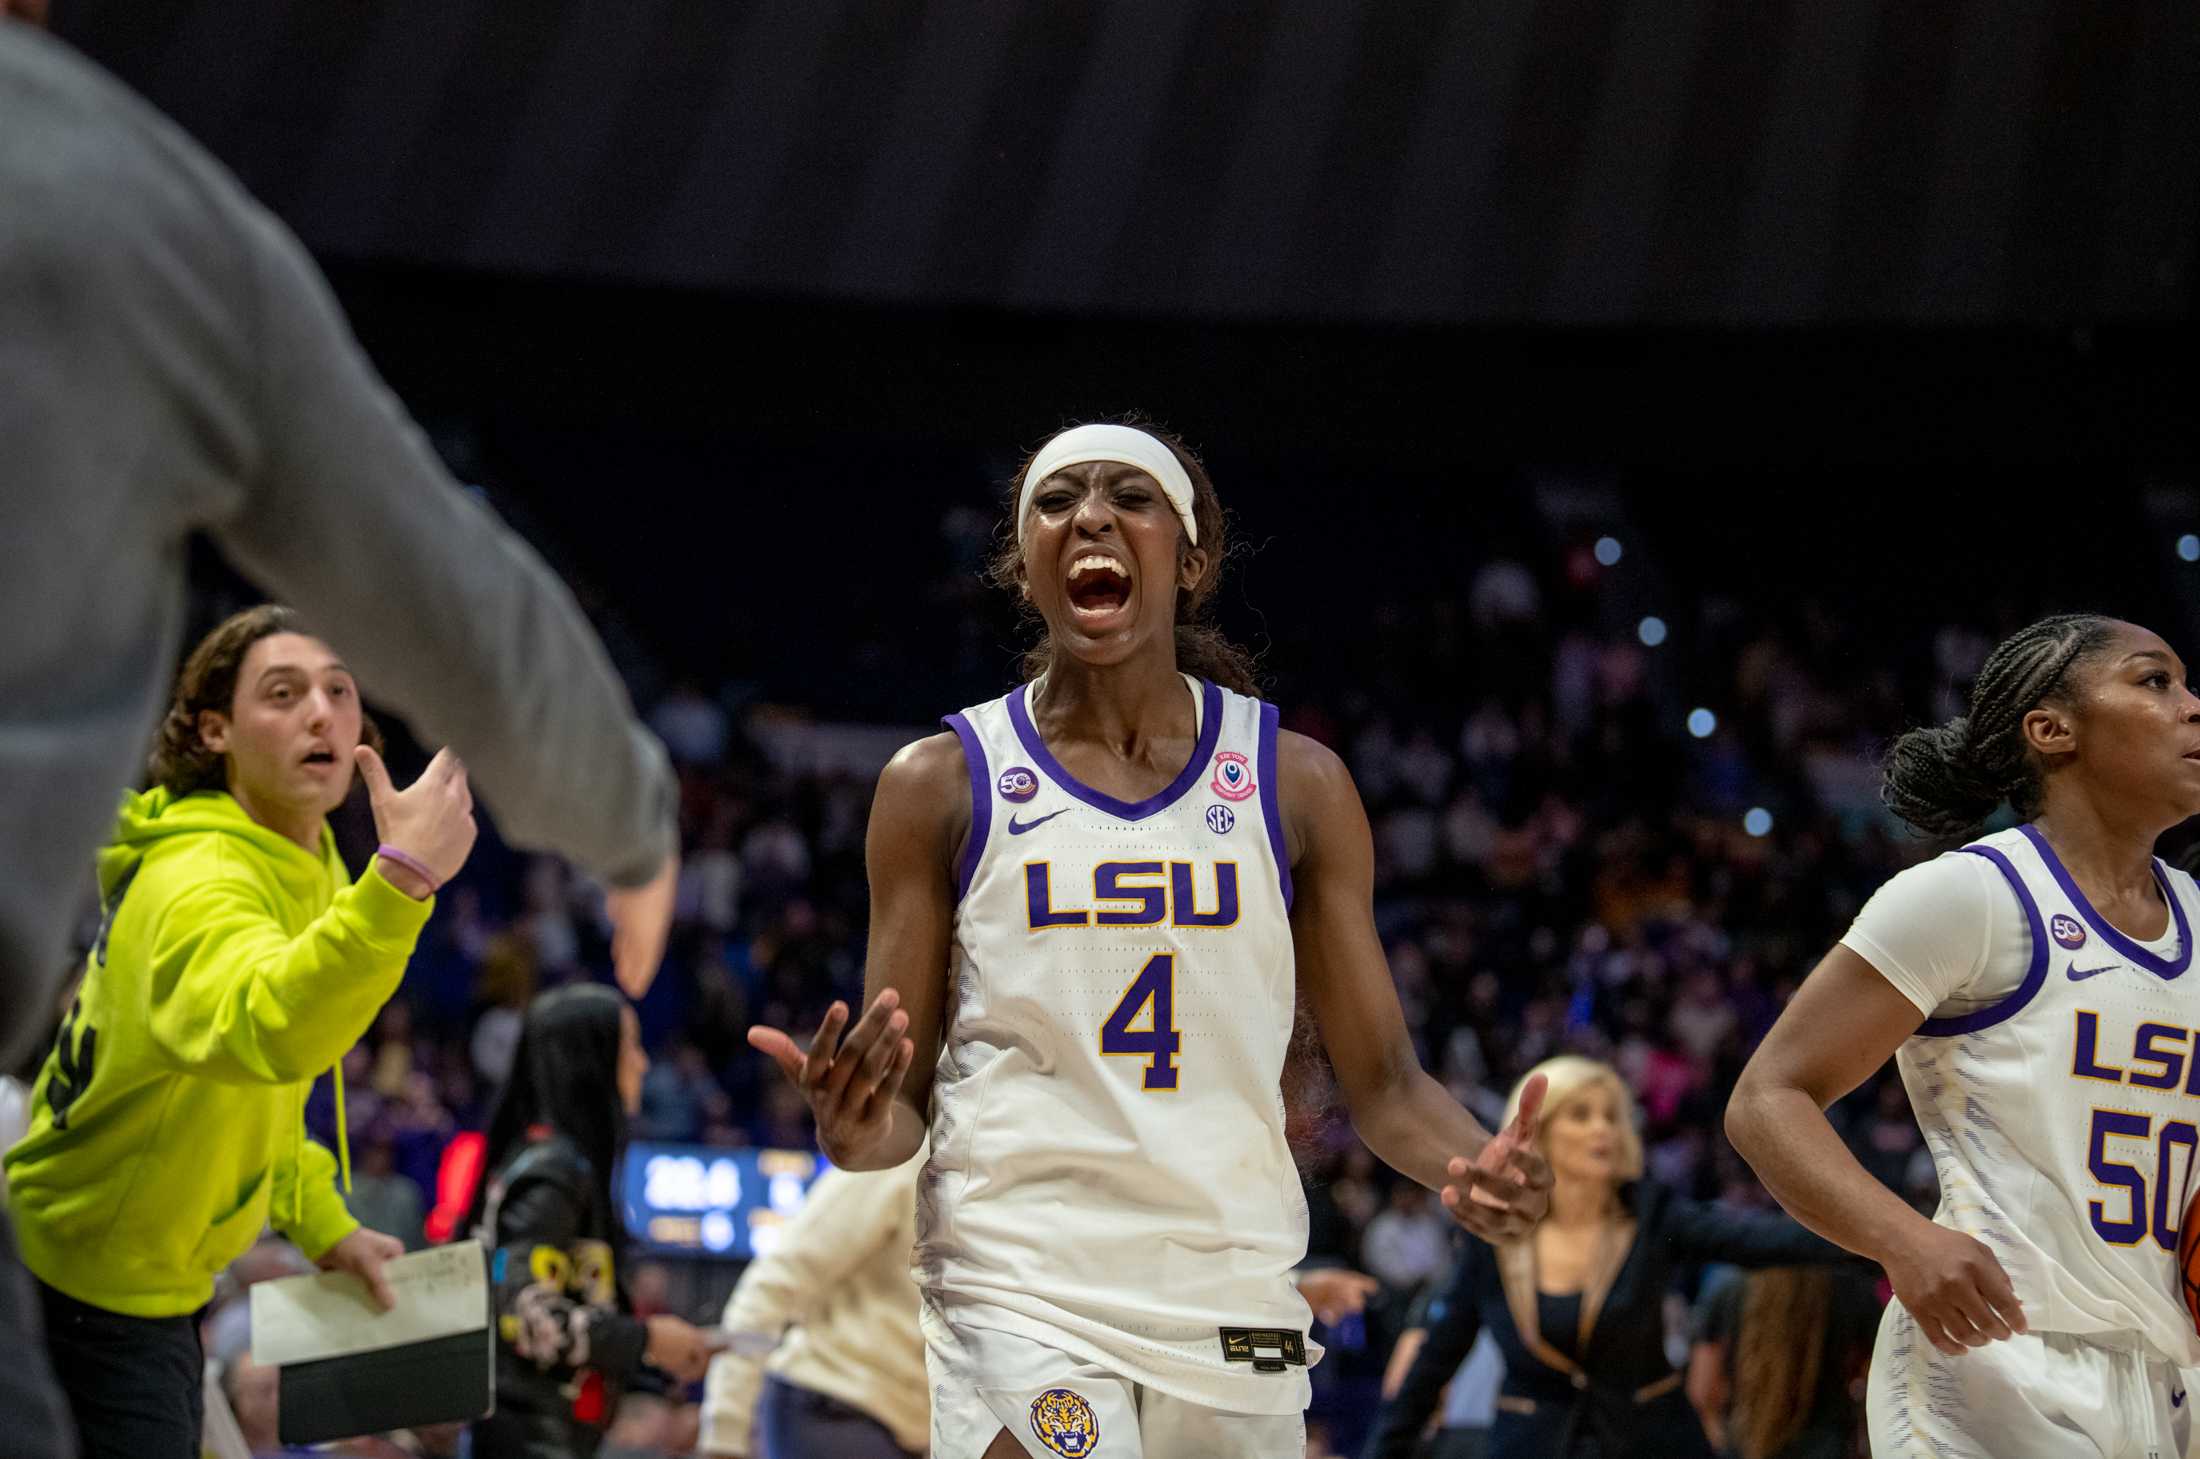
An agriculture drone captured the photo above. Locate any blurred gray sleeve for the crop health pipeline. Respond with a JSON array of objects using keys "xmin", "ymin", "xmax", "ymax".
[{"xmin": 208, "ymin": 196, "xmax": 675, "ymax": 887}]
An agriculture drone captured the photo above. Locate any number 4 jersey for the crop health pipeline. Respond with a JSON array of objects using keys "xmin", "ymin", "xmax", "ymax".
[
  {"xmin": 1858, "ymin": 823, "xmax": 2200, "ymax": 1366},
  {"xmin": 915, "ymin": 675, "xmax": 1316, "ymax": 1414}
]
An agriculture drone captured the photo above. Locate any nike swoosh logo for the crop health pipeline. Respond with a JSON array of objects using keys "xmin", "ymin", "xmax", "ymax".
[
  {"xmin": 2175, "ymin": 1389, "xmax": 2186, "ymax": 1408},
  {"xmin": 1007, "ymin": 810, "xmax": 1068, "ymax": 836},
  {"xmin": 2068, "ymin": 964, "xmax": 2118, "ymax": 981}
]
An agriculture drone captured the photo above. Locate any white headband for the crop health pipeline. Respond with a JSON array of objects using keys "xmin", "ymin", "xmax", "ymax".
[{"xmin": 1017, "ymin": 424, "xmax": 1198, "ymax": 546}]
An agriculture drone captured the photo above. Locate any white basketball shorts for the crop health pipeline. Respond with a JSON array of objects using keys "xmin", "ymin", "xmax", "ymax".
[{"xmin": 925, "ymin": 1302, "xmax": 1305, "ymax": 1459}]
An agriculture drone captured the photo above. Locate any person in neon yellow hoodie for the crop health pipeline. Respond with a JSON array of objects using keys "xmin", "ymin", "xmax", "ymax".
[{"xmin": 5, "ymin": 604, "xmax": 480, "ymax": 1459}]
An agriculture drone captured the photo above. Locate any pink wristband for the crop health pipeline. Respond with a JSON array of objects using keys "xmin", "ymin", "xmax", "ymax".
[{"xmin": 375, "ymin": 844, "xmax": 439, "ymax": 892}]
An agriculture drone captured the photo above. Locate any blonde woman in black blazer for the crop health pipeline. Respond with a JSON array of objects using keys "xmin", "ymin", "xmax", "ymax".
[{"xmin": 1363, "ymin": 1058, "xmax": 1854, "ymax": 1459}]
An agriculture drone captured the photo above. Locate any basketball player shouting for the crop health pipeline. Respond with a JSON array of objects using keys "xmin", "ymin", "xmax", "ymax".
[
  {"xmin": 751, "ymin": 421, "xmax": 1549, "ymax": 1459},
  {"xmin": 1730, "ymin": 614, "xmax": 2200, "ymax": 1458}
]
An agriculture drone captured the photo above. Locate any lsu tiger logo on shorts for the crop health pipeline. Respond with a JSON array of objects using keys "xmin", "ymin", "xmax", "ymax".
[{"xmin": 1029, "ymin": 1387, "xmax": 1100, "ymax": 1457}]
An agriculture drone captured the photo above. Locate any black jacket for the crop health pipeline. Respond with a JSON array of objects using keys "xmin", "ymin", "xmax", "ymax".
[
  {"xmin": 1362, "ymin": 1182, "xmax": 1853, "ymax": 1459},
  {"xmin": 470, "ymin": 1134, "xmax": 650, "ymax": 1459}
]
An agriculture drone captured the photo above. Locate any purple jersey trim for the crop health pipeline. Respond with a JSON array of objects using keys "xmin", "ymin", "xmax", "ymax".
[
  {"xmin": 1005, "ymin": 679, "xmax": 1225, "ymax": 823},
  {"xmin": 1914, "ymin": 844, "xmax": 2050, "ymax": 1037},
  {"xmin": 942, "ymin": 713, "xmax": 990, "ymax": 904},
  {"xmin": 2017, "ymin": 823, "xmax": 2192, "ymax": 979},
  {"xmin": 1257, "ymin": 700, "xmax": 1293, "ymax": 912}
]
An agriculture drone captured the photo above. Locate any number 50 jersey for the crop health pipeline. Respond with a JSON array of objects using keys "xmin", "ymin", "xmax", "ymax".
[
  {"xmin": 1893, "ymin": 824, "xmax": 2200, "ymax": 1368},
  {"xmin": 915, "ymin": 676, "xmax": 1315, "ymax": 1414}
]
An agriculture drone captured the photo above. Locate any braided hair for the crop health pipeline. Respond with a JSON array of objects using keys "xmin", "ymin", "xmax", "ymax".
[{"xmin": 1881, "ymin": 613, "xmax": 2120, "ymax": 838}]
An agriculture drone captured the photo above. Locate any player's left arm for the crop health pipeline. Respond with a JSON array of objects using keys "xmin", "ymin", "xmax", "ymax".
[{"xmin": 1280, "ymin": 731, "xmax": 1550, "ymax": 1239}]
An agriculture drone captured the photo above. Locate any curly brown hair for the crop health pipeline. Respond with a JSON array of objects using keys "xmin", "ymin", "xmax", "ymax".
[
  {"xmin": 149, "ymin": 604, "xmax": 383, "ymax": 796},
  {"xmin": 985, "ymin": 415, "xmax": 1261, "ymax": 697}
]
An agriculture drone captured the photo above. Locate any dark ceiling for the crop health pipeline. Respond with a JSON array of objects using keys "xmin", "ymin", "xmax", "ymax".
[{"xmin": 52, "ymin": 0, "xmax": 2200, "ymax": 327}]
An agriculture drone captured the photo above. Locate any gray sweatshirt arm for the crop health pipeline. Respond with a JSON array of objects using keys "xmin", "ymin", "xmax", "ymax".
[{"xmin": 209, "ymin": 195, "xmax": 674, "ymax": 887}]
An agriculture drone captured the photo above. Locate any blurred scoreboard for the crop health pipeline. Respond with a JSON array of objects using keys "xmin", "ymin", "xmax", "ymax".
[{"xmin": 619, "ymin": 1144, "xmax": 829, "ymax": 1260}]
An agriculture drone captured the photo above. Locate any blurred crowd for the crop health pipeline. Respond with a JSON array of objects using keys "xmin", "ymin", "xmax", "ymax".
[
  {"xmin": 105, "ymin": 529, "xmax": 2035, "ymax": 1457},
  {"xmin": 253, "ymin": 539, "xmax": 2001, "ymax": 1456}
]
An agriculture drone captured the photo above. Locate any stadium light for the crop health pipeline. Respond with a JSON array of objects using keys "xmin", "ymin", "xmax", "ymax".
[
  {"xmin": 1744, "ymin": 807, "xmax": 1773, "ymax": 837},
  {"xmin": 1637, "ymin": 616, "xmax": 1668, "ymax": 647},
  {"xmin": 1687, "ymin": 708, "xmax": 1717, "ymax": 738},
  {"xmin": 1594, "ymin": 536, "xmax": 1623, "ymax": 566}
]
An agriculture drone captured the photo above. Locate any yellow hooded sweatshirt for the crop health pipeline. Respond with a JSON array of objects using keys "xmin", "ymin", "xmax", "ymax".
[{"xmin": 5, "ymin": 787, "xmax": 431, "ymax": 1316}]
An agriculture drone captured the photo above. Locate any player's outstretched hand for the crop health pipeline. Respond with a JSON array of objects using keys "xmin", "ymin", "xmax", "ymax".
[
  {"xmin": 1440, "ymin": 1072, "xmax": 1553, "ymax": 1243},
  {"xmin": 355, "ymin": 745, "xmax": 477, "ymax": 895},
  {"xmin": 747, "ymin": 990, "xmax": 915, "ymax": 1168},
  {"xmin": 1884, "ymin": 1223, "xmax": 2026, "ymax": 1356}
]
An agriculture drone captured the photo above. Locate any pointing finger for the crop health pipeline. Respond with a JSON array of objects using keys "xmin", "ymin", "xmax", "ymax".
[{"xmin": 353, "ymin": 745, "xmax": 394, "ymax": 801}]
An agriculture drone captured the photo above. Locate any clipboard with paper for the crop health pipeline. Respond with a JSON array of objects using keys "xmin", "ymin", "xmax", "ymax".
[{"xmin": 250, "ymin": 1240, "xmax": 495, "ymax": 1444}]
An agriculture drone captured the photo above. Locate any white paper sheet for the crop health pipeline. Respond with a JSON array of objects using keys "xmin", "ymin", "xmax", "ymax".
[{"xmin": 250, "ymin": 1240, "xmax": 488, "ymax": 1367}]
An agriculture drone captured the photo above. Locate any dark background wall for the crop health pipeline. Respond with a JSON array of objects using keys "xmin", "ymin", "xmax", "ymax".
[
  {"xmin": 55, "ymin": 1, "xmax": 2200, "ymax": 721},
  {"xmin": 55, "ymin": 0, "xmax": 2200, "ymax": 325}
]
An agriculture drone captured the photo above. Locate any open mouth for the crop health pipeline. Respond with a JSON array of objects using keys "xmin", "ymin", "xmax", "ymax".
[
  {"xmin": 301, "ymin": 747, "xmax": 337, "ymax": 768},
  {"xmin": 1065, "ymin": 554, "xmax": 1132, "ymax": 618}
]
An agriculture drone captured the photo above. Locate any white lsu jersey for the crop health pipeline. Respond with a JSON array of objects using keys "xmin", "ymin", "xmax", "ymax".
[
  {"xmin": 1893, "ymin": 824, "xmax": 2200, "ymax": 1370},
  {"xmin": 914, "ymin": 674, "xmax": 1316, "ymax": 1414}
]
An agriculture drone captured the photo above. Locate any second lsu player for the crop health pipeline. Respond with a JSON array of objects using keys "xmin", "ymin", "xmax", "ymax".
[
  {"xmin": 1730, "ymin": 613, "xmax": 2200, "ymax": 1458},
  {"xmin": 751, "ymin": 420, "xmax": 1550, "ymax": 1459}
]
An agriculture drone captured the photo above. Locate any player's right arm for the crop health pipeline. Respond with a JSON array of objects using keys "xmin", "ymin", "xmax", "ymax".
[
  {"xmin": 1726, "ymin": 944, "xmax": 2025, "ymax": 1357},
  {"xmin": 746, "ymin": 732, "xmax": 961, "ymax": 1170}
]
